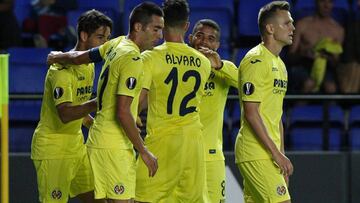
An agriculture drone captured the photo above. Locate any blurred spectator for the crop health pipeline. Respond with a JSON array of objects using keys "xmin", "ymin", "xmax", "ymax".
[
  {"xmin": 0, "ymin": 0, "xmax": 21, "ymax": 50},
  {"xmin": 338, "ymin": 0, "xmax": 360, "ymax": 93},
  {"xmin": 287, "ymin": 0, "xmax": 344, "ymax": 94},
  {"xmin": 24, "ymin": 0, "xmax": 77, "ymax": 49}
]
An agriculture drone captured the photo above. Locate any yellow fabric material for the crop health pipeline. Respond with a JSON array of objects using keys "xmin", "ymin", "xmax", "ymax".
[
  {"xmin": 87, "ymin": 148, "xmax": 136, "ymax": 200},
  {"xmin": 200, "ymin": 60, "xmax": 238, "ymax": 161},
  {"xmin": 236, "ymin": 43, "xmax": 287, "ymax": 163},
  {"xmin": 31, "ymin": 63, "xmax": 94, "ymax": 160},
  {"xmin": 238, "ymin": 160, "xmax": 290, "ymax": 203},
  {"xmin": 87, "ymin": 38, "xmax": 143, "ymax": 149},
  {"xmin": 33, "ymin": 152, "xmax": 93, "ymax": 203},
  {"xmin": 311, "ymin": 38, "xmax": 343, "ymax": 90}
]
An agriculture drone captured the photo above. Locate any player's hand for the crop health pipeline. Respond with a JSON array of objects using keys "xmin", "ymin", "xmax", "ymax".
[
  {"xmin": 284, "ymin": 175, "xmax": 290, "ymax": 187},
  {"xmin": 139, "ymin": 148, "xmax": 158, "ymax": 177},
  {"xmin": 47, "ymin": 51, "xmax": 63, "ymax": 66},
  {"xmin": 198, "ymin": 47, "xmax": 223, "ymax": 70},
  {"xmin": 272, "ymin": 151, "xmax": 294, "ymax": 177}
]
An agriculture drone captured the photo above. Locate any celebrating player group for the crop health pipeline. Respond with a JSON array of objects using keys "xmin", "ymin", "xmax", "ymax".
[{"xmin": 32, "ymin": 0, "xmax": 295, "ymax": 202}]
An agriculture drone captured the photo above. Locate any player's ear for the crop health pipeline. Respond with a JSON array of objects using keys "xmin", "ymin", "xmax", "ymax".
[
  {"xmin": 134, "ymin": 22, "xmax": 142, "ymax": 32},
  {"xmin": 80, "ymin": 31, "xmax": 88, "ymax": 42},
  {"xmin": 184, "ymin": 22, "xmax": 190, "ymax": 33},
  {"xmin": 188, "ymin": 34, "xmax": 193, "ymax": 44},
  {"xmin": 265, "ymin": 23, "xmax": 275, "ymax": 35}
]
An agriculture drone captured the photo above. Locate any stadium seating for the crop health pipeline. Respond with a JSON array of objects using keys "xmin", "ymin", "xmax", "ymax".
[
  {"xmin": 290, "ymin": 127, "xmax": 342, "ymax": 150},
  {"xmin": 188, "ymin": 0, "xmax": 234, "ymax": 44},
  {"xmin": 8, "ymin": 47, "xmax": 51, "ymax": 94},
  {"xmin": 9, "ymin": 123, "xmax": 37, "ymax": 152},
  {"xmin": 237, "ymin": 0, "xmax": 272, "ymax": 37},
  {"xmin": 234, "ymin": 47, "xmax": 250, "ymax": 66},
  {"xmin": 349, "ymin": 128, "xmax": 360, "ymax": 150},
  {"xmin": 288, "ymin": 105, "xmax": 344, "ymax": 150}
]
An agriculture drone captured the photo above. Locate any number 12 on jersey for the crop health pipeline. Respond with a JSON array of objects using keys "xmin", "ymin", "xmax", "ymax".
[{"xmin": 164, "ymin": 67, "xmax": 201, "ymax": 117}]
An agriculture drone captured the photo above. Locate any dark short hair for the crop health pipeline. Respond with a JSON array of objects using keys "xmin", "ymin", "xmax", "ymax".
[
  {"xmin": 77, "ymin": 9, "xmax": 113, "ymax": 39},
  {"xmin": 192, "ymin": 19, "xmax": 221, "ymax": 40},
  {"xmin": 129, "ymin": 1, "xmax": 164, "ymax": 32},
  {"xmin": 162, "ymin": 0, "xmax": 190, "ymax": 28},
  {"xmin": 258, "ymin": 1, "xmax": 290, "ymax": 36}
]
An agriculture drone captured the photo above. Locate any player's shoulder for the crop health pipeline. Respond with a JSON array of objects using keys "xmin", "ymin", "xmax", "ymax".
[
  {"xmin": 241, "ymin": 44, "xmax": 268, "ymax": 65},
  {"xmin": 47, "ymin": 64, "xmax": 74, "ymax": 80},
  {"xmin": 222, "ymin": 60, "xmax": 237, "ymax": 69}
]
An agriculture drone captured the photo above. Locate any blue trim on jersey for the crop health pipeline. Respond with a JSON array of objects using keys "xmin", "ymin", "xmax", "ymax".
[{"xmin": 89, "ymin": 47, "xmax": 103, "ymax": 63}]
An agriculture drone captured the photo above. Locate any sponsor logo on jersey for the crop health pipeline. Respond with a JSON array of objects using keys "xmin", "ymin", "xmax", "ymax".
[
  {"xmin": 250, "ymin": 59, "xmax": 261, "ymax": 64},
  {"xmin": 114, "ymin": 184, "xmax": 125, "ymax": 195},
  {"xmin": 209, "ymin": 149, "xmax": 216, "ymax": 154},
  {"xmin": 77, "ymin": 86, "xmax": 92, "ymax": 96},
  {"xmin": 53, "ymin": 87, "xmax": 64, "ymax": 99},
  {"xmin": 51, "ymin": 189, "xmax": 62, "ymax": 199},
  {"xmin": 126, "ymin": 77, "xmax": 137, "ymax": 90},
  {"xmin": 132, "ymin": 56, "xmax": 140, "ymax": 61},
  {"xmin": 204, "ymin": 81, "xmax": 215, "ymax": 90},
  {"xmin": 78, "ymin": 76, "xmax": 85, "ymax": 81},
  {"xmin": 243, "ymin": 82, "xmax": 254, "ymax": 95},
  {"xmin": 276, "ymin": 185, "xmax": 287, "ymax": 196}
]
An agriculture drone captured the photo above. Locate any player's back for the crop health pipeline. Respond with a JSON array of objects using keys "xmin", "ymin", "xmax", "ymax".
[{"xmin": 142, "ymin": 42, "xmax": 211, "ymax": 137}]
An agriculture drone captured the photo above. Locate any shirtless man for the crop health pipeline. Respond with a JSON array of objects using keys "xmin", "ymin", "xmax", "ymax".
[{"xmin": 288, "ymin": 0, "xmax": 344, "ymax": 93}]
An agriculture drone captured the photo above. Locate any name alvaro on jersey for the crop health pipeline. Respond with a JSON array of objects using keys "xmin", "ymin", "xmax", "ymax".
[{"xmin": 165, "ymin": 53, "xmax": 201, "ymax": 67}]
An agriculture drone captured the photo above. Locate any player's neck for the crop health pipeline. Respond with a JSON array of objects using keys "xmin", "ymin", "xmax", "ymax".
[
  {"xmin": 263, "ymin": 39, "xmax": 282, "ymax": 56},
  {"xmin": 164, "ymin": 27, "xmax": 185, "ymax": 43},
  {"xmin": 73, "ymin": 42, "xmax": 86, "ymax": 51}
]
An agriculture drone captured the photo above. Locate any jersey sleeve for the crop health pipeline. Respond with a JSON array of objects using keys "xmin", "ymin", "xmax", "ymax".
[
  {"xmin": 49, "ymin": 66, "xmax": 73, "ymax": 106},
  {"xmin": 239, "ymin": 56, "xmax": 268, "ymax": 102},
  {"xmin": 214, "ymin": 60, "xmax": 238, "ymax": 88},
  {"xmin": 115, "ymin": 51, "xmax": 143, "ymax": 97},
  {"xmin": 141, "ymin": 51, "xmax": 153, "ymax": 90}
]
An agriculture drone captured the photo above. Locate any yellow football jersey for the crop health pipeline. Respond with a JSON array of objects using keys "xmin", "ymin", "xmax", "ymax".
[
  {"xmin": 31, "ymin": 63, "xmax": 94, "ymax": 160},
  {"xmin": 87, "ymin": 38, "xmax": 143, "ymax": 149},
  {"xmin": 200, "ymin": 60, "xmax": 238, "ymax": 161},
  {"xmin": 142, "ymin": 42, "xmax": 211, "ymax": 139},
  {"xmin": 235, "ymin": 43, "xmax": 287, "ymax": 163},
  {"xmin": 99, "ymin": 35, "xmax": 125, "ymax": 59}
]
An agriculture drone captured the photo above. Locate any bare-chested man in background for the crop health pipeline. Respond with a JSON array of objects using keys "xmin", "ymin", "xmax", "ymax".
[{"xmin": 288, "ymin": 0, "xmax": 344, "ymax": 93}]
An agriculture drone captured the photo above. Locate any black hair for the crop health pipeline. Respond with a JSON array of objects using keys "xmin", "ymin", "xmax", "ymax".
[
  {"xmin": 162, "ymin": 0, "xmax": 190, "ymax": 28},
  {"xmin": 258, "ymin": 1, "xmax": 290, "ymax": 36},
  {"xmin": 129, "ymin": 1, "xmax": 164, "ymax": 32},
  {"xmin": 77, "ymin": 9, "xmax": 113, "ymax": 39}
]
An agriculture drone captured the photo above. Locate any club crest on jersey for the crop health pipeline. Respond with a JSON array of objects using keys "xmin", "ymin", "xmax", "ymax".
[
  {"xmin": 114, "ymin": 184, "xmax": 125, "ymax": 195},
  {"xmin": 243, "ymin": 82, "xmax": 254, "ymax": 95},
  {"xmin": 276, "ymin": 185, "xmax": 287, "ymax": 196},
  {"xmin": 53, "ymin": 87, "xmax": 64, "ymax": 99},
  {"xmin": 51, "ymin": 189, "xmax": 62, "ymax": 199},
  {"xmin": 126, "ymin": 77, "xmax": 137, "ymax": 90}
]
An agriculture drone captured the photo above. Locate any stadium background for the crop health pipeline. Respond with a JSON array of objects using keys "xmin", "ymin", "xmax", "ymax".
[{"xmin": 1, "ymin": 0, "xmax": 360, "ymax": 202}]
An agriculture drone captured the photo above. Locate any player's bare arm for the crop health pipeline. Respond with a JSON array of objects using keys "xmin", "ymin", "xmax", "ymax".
[
  {"xmin": 47, "ymin": 50, "xmax": 92, "ymax": 66},
  {"xmin": 244, "ymin": 101, "xmax": 293, "ymax": 177},
  {"xmin": 56, "ymin": 98, "xmax": 97, "ymax": 123},
  {"xmin": 116, "ymin": 95, "xmax": 158, "ymax": 177}
]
